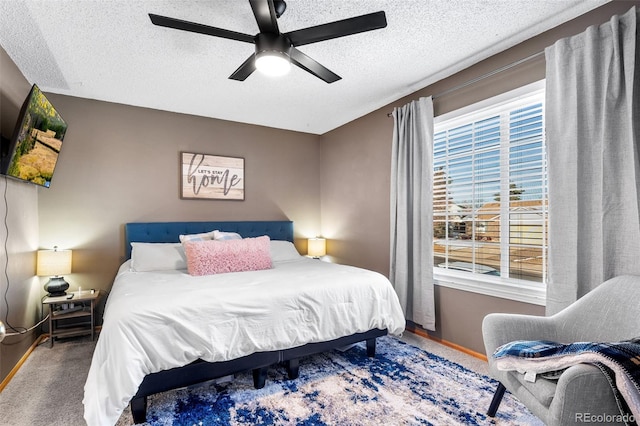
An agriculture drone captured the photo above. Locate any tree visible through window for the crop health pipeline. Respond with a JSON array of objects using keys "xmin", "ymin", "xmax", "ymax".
[{"xmin": 433, "ymin": 89, "xmax": 547, "ymax": 284}]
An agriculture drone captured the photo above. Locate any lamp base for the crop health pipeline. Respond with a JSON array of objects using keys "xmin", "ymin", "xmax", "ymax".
[{"xmin": 44, "ymin": 276, "xmax": 69, "ymax": 297}]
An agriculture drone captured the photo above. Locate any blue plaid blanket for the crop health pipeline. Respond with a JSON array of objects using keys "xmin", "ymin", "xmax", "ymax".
[{"xmin": 493, "ymin": 338, "xmax": 640, "ymax": 423}]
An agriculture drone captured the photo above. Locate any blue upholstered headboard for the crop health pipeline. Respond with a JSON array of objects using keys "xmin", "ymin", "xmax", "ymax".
[{"xmin": 124, "ymin": 220, "xmax": 294, "ymax": 259}]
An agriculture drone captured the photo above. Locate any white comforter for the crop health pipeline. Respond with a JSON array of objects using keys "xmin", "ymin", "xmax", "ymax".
[{"xmin": 83, "ymin": 257, "xmax": 406, "ymax": 426}]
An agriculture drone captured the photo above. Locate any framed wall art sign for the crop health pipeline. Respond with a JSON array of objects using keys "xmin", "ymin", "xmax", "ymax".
[{"xmin": 181, "ymin": 152, "xmax": 244, "ymax": 200}]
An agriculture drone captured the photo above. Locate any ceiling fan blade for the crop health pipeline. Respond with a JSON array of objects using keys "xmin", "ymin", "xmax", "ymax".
[
  {"xmin": 249, "ymin": 0, "xmax": 279, "ymax": 34},
  {"xmin": 289, "ymin": 47, "xmax": 341, "ymax": 84},
  {"xmin": 149, "ymin": 13, "xmax": 254, "ymax": 44},
  {"xmin": 286, "ymin": 11, "xmax": 387, "ymax": 47},
  {"xmin": 229, "ymin": 55, "xmax": 257, "ymax": 81}
]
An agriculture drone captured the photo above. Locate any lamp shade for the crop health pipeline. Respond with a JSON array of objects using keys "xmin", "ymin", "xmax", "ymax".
[
  {"xmin": 254, "ymin": 33, "xmax": 291, "ymax": 77},
  {"xmin": 308, "ymin": 238, "xmax": 326, "ymax": 258},
  {"xmin": 37, "ymin": 248, "xmax": 72, "ymax": 277},
  {"xmin": 255, "ymin": 51, "xmax": 291, "ymax": 76}
]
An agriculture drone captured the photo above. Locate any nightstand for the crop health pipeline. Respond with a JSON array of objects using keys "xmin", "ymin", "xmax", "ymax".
[{"xmin": 43, "ymin": 290, "xmax": 101, "ymax": 347}]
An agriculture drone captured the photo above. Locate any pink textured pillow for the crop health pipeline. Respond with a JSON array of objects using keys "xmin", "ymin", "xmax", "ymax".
[{"xmin": 183, "ymin": 236, "xmax": 272, "ymax": 276}]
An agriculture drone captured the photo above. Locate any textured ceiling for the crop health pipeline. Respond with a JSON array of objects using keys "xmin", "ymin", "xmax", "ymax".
[{"xmin": 0, "ymin": 0, "xmax": 609, "ymax": 135}]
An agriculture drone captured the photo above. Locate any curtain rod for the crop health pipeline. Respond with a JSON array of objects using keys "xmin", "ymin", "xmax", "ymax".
[{"xmin": 387, "ymin": 50, "xmax": 545, "ymax": 117}]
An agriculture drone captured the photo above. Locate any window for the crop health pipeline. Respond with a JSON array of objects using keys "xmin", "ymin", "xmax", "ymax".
[{"xmin": 433, "ymin": 82, "xmax": 546, "ymax": 304}]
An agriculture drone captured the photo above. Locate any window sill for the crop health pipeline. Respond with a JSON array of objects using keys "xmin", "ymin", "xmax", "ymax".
[{"xmin": 433, "ymin": 270, "xmax": 546, "ymax": 306}]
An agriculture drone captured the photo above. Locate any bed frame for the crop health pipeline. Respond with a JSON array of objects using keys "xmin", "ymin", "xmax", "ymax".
[{"xmin": 123, "ymin": 221, "xmax": 387, "ymax": 424}]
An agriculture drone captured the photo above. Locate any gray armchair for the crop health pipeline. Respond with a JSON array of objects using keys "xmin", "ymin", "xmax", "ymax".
[{"xmin": 482, "ymin": 275, "xmax": 640, "ymax": 425}]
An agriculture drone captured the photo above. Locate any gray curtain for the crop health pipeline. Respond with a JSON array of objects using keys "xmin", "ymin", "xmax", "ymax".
[
  {"xmin": 545, "ymin": 6, "xmax": 640, "ymax": 315},
  {"xmin": 390, "ymin": 96, "xmax": 435, "ymax": 330}
]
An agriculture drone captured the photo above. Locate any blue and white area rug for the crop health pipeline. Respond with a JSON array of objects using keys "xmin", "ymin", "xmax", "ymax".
[{"xmin": 133, "ymin": 337, "xmax": 542, "ymax": 425}]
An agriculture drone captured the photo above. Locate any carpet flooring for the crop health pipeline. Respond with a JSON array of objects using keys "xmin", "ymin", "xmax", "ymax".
[{"xmin": 0, "ymin": 333, "xmax": 542, "ymax": 426}]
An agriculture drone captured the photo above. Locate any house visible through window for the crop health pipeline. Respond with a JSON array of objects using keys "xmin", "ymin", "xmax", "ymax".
[{"xmin": 433, "ymin": 82, "xmax": 547, "ymax": 303}]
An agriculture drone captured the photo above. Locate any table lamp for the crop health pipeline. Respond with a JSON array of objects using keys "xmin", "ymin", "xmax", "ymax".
[
  {"xmin": 37, "ymin": 246, "xmax": 72, "ymax": 296},
  {"xmin": 308, "ymin": 237, "xmax": 326, "ymax": 259}
]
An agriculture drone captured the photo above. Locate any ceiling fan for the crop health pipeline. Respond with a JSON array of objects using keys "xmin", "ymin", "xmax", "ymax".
[{"xmin": 149, "ymin": 0, "xmax": 387, "ymax": 83}]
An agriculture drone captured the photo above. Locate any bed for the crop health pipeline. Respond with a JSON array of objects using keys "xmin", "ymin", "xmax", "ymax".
[{"xmin": 83, "ymin": 221, "xmax": 406, "ymax": 426}]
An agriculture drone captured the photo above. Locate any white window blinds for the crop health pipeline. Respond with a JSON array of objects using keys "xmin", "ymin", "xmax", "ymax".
[{"xmin": 433, "ymin": 86, "xmax": 547, "ymax": 285}]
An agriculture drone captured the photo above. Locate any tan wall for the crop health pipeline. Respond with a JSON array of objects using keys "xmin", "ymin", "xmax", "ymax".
[
  {"xmin": 319, "ymin": 1, "xmax": 632, "ymax": 354},
  {"xmin": 37, "ymin": 95, "xmax": 321, "ymax": 314},
  {"xmin": 0, "ymin": 46, "xmax": 41, "ymax": 383}
]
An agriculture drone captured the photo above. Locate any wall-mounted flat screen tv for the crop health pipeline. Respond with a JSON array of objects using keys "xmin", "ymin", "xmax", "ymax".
[{"xmin": 1, "ymin": 84, "xmax": 67, "ymax": 188}]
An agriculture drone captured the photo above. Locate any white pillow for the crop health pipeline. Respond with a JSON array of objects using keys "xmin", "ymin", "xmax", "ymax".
[
  {"xmin": 130, "ymin": 242, "xmax": 187, "ymax": 271},
  {"xmin": 213, "ymin": 230, "xmax": 242, "ymax": 240},
  {"xmin": 270, "ymin": 240, "xmax": 301, "ymax": 262},
  {"xmin": 179, "ymin": 230, "xmax": 216, "ymax": 243}
]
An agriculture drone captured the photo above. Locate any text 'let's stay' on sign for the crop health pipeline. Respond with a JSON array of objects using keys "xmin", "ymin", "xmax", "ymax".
[{"xmin": 181, "ymin": 152, "xmax": 244, "ymax": 200}]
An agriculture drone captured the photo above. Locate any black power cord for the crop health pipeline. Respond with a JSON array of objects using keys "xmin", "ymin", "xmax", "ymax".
[{"xmin": 2, "ymin": 175, "xmax": 28, "ymax": 335}]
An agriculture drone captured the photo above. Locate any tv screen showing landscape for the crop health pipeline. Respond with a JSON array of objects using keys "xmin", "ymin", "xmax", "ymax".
[{"xmin": 1, "ymin": 85, "xmax": 67, "ymax": 188}]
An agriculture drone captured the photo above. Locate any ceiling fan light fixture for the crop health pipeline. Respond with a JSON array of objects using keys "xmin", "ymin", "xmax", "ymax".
[
  {"xmin": 255, "ymin": 51, "xmax": 291, "ymax": 77},
  {"xmin": 149, "ymin": 3, "xmax": 387, "ymax": 83}
]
